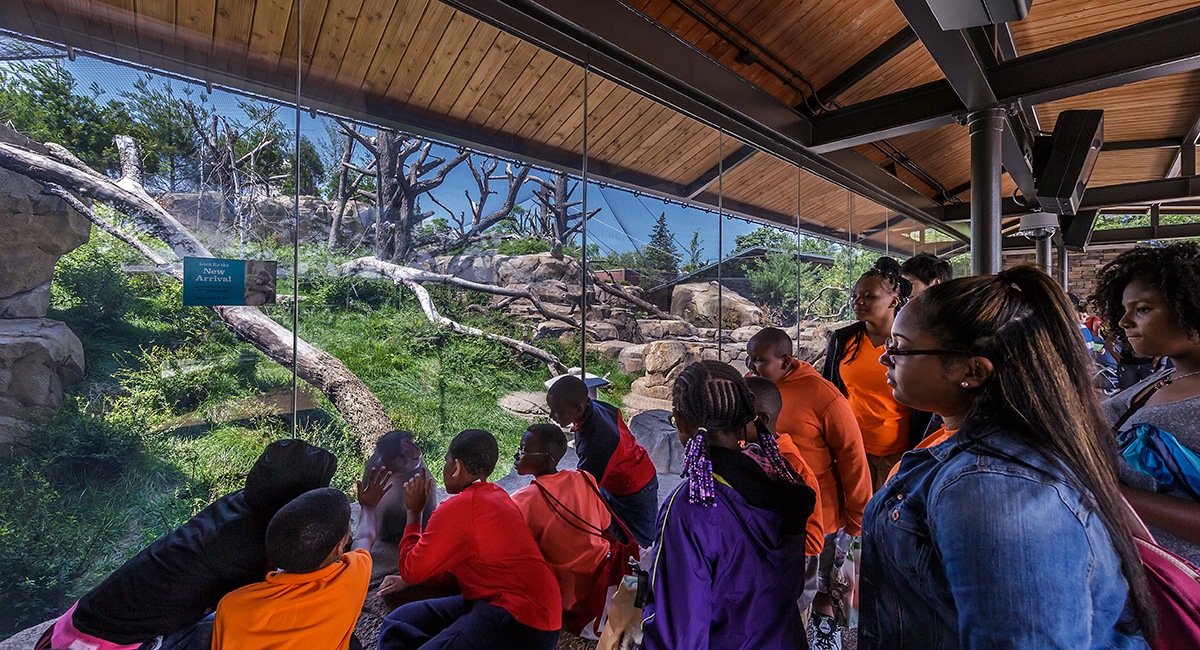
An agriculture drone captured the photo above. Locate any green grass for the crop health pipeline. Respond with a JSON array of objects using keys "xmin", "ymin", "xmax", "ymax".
[{"xmin": 1, "ymin": 243, "xmax": 631, "ymax": 636}]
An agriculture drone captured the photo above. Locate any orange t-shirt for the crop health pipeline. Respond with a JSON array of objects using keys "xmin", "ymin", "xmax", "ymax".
[
  {"xmin": 887, "ymin": 426, "xmax": 955, "ymax": 481},
  {"xmin": 840, "ymin": 337, "xmax": 912, "ymax": 457},
  {"xmin": 212, "ymin": 548, "xmax": 371, "ymax": 650},
  {"xmin": 511, "ymin": 470, "xmax": 611, "ymax": 614},
  {"xmin": 770, "ymin": 360, "xmax": 871, "ymax": 537}
]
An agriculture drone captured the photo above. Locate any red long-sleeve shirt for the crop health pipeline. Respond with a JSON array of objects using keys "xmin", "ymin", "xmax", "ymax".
[{"xmin": 397, "ymin": 482, "xmax": 562, "ymax": 631}]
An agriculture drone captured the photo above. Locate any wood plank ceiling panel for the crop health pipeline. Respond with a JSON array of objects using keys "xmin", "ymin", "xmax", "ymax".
[
  {"xmin": 502, "ymin": 56, "xmax": 578, "ymax": 139},
  {"xmin": 247, "ymin": 0, "xmax": 293, "ymax": 62},
  {"xmin": 349, "ymin": 0, "xmax": 429, "ymax": 96},
  {"xmin": 835, "ymin": 41, "xmax": 943, "ymax": 106},
  {"xmin": 307, "ymin": 0, "xmax": 365, "ymax": 80},
  {"xmin": 425, "ymin": 21, "xmax": 501, "ymax": 116},
  {"xmin": 626, "ymin": 0, "xmax": 913, "ymax": 108},
  {"xmin": 1033, "ymin": 71, "xmax": 1200, "ymax": 142},
  {"xmin": 381, "ymin": 0, "xmax": 455, "ymax": 104},
  {"xmin": 330, "ymin": 0, "xmax": 400, "ymax": 86},
  {"xmin": 477, "ymin": 48, "xmax": 562, "ymax": 133},
  {"xmin": 1010, "ymin": 0, "xmax": 1200, "ymax": 56},
  {"xmin": 444, "ymin": 29, "xmax": 519, "ymax": 122},
  {"xmin": 1089, "ymin": 149, "xmax": 1178, "ymax": 186},
  {"xmin": 517, "ymin": 64, "xmax": 585, "ymax": 146},
  {"xmin": 281, "ymin": 0, "xmax": 330, "ymax": 76},
  {"xmin": 461, "ymin": 40, "xmax": 540, "ymax": 128},
  {"xmin": 133, "ymin": 0, "xmax": 176, "ymax": 58},
  {"xmin": 406, "ymin": 10, "xmax": 477, "ymax": 110}
]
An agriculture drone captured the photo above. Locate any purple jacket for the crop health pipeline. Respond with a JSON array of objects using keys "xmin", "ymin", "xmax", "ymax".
[{"xmin": 642, "ymin": 446, "xmax": 813, "ymax": 650}]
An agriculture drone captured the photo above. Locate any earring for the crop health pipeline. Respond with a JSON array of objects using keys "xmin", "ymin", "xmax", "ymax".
[{"xmin": 960, "ymin": 381, "xmax": 969, "ymax": 388}]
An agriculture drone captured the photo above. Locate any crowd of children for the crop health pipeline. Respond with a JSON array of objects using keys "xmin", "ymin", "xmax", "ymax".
[{"xmin": 36, "ymin": 245, "xmax": 1200, "ymax": 650}]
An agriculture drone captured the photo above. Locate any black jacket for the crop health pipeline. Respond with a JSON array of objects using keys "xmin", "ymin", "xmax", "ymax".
[
  {"xmin": 72, "ymin": 439, "xmax": 338, "ymax": 644},
  {"xmin": 822, "ymin": 321, "xmax": 935, "ymax": 450}
]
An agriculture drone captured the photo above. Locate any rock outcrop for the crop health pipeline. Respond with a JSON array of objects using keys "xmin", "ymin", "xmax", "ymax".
[
  {"xmin": 0, "ymin": 319, "xmax": 87, "ymax": 449},
  {"xmin": 158, "ymin": 192, "xmax": 373, "ymax": 245},
  {"xmin": 0, "ymin": 166, "xmax": 90, "ymax": 450},
  {"xmin": 670, "ymin": 282, "xmax": 764, "ymax": 329}
]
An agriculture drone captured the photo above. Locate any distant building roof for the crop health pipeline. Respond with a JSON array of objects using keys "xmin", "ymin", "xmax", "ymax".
[{"xmin": 650, "ymin": 246, "xmax": 835, "ymax": 291}]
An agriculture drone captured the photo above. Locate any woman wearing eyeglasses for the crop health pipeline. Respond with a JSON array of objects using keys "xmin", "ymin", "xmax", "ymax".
[
  {"xmin": 823, "ymin": 256, "xmax": 933, "ymax": 491},
  {"xmin": 859, "ymin": 267, "xmax": 1153, "ymax": 649}
]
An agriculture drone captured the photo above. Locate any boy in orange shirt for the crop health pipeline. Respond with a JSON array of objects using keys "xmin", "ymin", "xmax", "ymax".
[
  {"xmin": 746, "ymin": 327, "xmax": 870, "ymax": 643},
  {"xmin": 510, "ymin": 424, "xmax": 615, "ymax": 634},
  {"xmin": 208, "ymin": 467, "xmax": 394, "ymax": 650}
]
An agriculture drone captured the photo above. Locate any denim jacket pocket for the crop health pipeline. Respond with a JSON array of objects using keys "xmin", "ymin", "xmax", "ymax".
[{"xmin": 882, "ymin": 492, "xmax": 933, "ymax": 585}]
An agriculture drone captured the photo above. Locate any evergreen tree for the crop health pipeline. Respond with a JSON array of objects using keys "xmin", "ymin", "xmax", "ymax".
[
  {"xmin": 643, "ymin": 212, "xmax": 679, "ymax": 277},
  {"xmin": 683, "ymin": 230, "xmax": 706, "ymax": 273},
  {"xmin": 733, "ymin": 226, "xmax": 795, "ymax": 253}
]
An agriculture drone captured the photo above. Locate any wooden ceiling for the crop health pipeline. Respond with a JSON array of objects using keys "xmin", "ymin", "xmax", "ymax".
[{"xmin": 4, "ymin": 0, "xmax": 1200, "ymax": 255}]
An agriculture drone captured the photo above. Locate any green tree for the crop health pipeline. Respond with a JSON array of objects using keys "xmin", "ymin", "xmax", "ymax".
[
  {"xmin": 733, "ymin": 226, "xmax": 794, "ymax": 253},
  {"xmin": 682, "ymin": 230, "xmax": 706, "ymax": 273},
  {"xmin": 281, "ymin": 135, "xmax": 327, "ymax": 196},
  {"xmin": 120, "ymin": 75, "xmax": 200, "ymax": 192},
  {"xmin": 0, "ymin": 62, "xmax": 133, "ymax": 175},
  {"xmin": 643, "ymin": 212, "xmax": 679, "ymax": 277}
]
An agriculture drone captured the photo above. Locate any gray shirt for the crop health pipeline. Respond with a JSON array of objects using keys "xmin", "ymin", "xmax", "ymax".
[{"xmin": 1102, "ymin": 369, "xmax": 1200, "ymax": 565}]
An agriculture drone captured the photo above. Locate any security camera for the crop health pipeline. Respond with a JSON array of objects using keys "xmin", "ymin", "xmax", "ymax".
[{"xmin": 1017, "ymin": 213, "xmax": 1058, "ymax": 241}]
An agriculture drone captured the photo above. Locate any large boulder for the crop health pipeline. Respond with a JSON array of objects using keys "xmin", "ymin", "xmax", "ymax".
[
  {"xmin": 619, "ymin": 343, "xmax": 647, "ymax": 375},
  {"xmin": 636, "ymin": 318, "xmax": 694, "ymax": 340},
  {"xmin": 0, "ymin": 318, "xmax": 86, "ymax": 450},
  {"xmin": 0, "ymin": 166, "xmax": 91, "ymax": 318},
  {"xmin": 640, "ymin": 340, "xmax": 697, "ymax": 387},
  {"xmin": 670, "ymin": 282, "xmax": 764, "ymax": 329}
]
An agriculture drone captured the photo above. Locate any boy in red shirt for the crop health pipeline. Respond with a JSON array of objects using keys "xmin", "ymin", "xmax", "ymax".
[
  {"xmin": 209, "ymin": 468, "xmax": 394, "ymax": 650},
  {"xmin": 378, "ymin": 429, "xmax": 562, "ymax": 650},
  {"xmin": 510, "ymin": 424, "xmax": 615, "ymax": 633},
  {"xmin": 546, "ymin": 376, "xmax": 658, "ymax": 547}
]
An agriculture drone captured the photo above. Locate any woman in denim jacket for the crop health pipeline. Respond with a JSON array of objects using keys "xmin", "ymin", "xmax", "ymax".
[{"xmin": 859, "ymin": 267, "xmax": 1155, "ymax": 649}]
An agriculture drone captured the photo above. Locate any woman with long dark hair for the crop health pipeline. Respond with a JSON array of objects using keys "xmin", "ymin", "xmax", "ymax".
[
  {"xmin": 824, "ymin": 257, "xmax": 932, "ymax": 489},
  {"xmin": 1093, "ymin": 242, "xmax": 1200, "ymax": 565},
  {"xmin": 641, "ymin": 361, "xmax": 816, "ymax": 650},
  {"xmin": 860, "ymin": 267, "xmax": 1153, "ymax": 649}
]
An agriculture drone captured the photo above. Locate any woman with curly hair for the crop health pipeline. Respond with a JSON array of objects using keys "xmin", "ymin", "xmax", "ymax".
[
  {"xmin": 823, "ymin": 257, "xmax": 933, "ymax": 490},
  {"xmin": 641, "ymin": 360, "xmax": 816, "ymax": 650},
  {"xmin": 1092, "ymin": 242, "xmax": 1200, "ymax": 565},
  {"xmin": 860, "ymin": 267, "xmax": 1154, "ymax": 649}
]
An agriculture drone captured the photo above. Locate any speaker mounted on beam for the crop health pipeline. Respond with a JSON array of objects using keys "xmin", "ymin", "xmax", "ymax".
[{"xmin": 1033, "ymin": 110, "xmax": 1104, "ymax": 217}]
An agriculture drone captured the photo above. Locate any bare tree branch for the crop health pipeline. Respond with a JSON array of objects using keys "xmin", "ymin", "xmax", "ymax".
[
  {"xmin": 588, "ymin": 271, "xmax": 697, "ymax": 334},
  {"xmin": 337, "ymin": 256, "xmax": 580, "ymax": 329},
  {"xmin": 335, "ymin": 117, "xmax": 378, "ymax": 155},
  {"xmin": 0, "ymin": 137, "xmax": 395, "ymax": 454}
]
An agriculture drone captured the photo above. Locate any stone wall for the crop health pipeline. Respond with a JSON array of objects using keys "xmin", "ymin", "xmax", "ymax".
[{"xmin": 1002, "ymin": 245, "xmax": 1135, "ymax": 301}]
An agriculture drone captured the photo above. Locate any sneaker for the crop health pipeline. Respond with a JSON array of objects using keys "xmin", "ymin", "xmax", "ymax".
[{"xmin": 810, "ymin": 613, "xmax": 842, "ymax": 650}]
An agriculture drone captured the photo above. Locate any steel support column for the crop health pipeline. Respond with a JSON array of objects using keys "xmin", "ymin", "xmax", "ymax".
[
  {"xmin": 1057, "ymin": 236, "xmax": 1070, "ymax": 292},
  {"xmin": 1035, "ymin": 236, "xmax": 1053, "ymax": 276},
  {"xmin": 969, "ymin": 108, "xmax": 1006, "ymax": 275}
]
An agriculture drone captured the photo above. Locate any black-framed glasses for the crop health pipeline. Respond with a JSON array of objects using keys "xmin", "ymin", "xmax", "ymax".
[{"xmin": 883, "ymin": 337, "xmax": 963, "ymax": 357}]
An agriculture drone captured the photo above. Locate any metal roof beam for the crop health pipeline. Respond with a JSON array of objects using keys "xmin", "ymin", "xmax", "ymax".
[
  {"xmin": 943, "ymin": 175, "xmax": 1200, "ymax": 221},
  {"xmin": 888, "ymin": 0, "xmax": 1036, "ymax": 201},
  {"xmin": 1103, "ymin": 138, "xmax": 1181, "ymax": 152},
  {"xmin": 812, "ymin": 6, "xmax": 1200, "ymax": 156},
  {"xmin": 813, "ymin": 26, "xmax": 918, "ymax": 106},
  {"xmin": 1165, "ymin": 97, "xmax": 1200, "ymax": 178},
  {"xmin": 682, "ymin": 145, "xmax": 758, "ymax": 199}
]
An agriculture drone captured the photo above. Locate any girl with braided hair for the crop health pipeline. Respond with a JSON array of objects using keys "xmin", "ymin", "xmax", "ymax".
[
  {"xmin": 823, "ymin": 256, "xmax": 933, "ymax": 492},
  {"xmin": 1093, "ymin": 242, "xmax": 1200, "ymax": 566},
  {"xmin": 641, "ymin": 361, "xmax": 816, "ymax": 650}
]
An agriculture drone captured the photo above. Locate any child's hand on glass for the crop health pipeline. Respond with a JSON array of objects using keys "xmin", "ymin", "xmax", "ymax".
[
  {"xmin": 405, "ymin": 467, "xmax": 431, "ymax": 513},
  {"xmin": 357, "ymin": 466, "xmax": 394, "ymax": 509}
]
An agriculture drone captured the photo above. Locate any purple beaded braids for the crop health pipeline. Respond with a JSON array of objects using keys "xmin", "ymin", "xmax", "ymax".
[{"xmin": 673, "ymin": 360, "xmax": 799, "ymax": 505}]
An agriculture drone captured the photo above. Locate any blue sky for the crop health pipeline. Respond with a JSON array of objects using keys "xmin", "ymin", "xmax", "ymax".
[{"xmin": 3, "ymin": 44, "xmax": 785, "ymax": 263}]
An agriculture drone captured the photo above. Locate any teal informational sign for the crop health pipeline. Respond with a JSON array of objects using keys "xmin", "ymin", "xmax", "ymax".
[
  {"xmin": 183, "ymin": 257, "xmax": 277, "ymax": 307},
  {"xmin": 183, "ymin": 257, "xmax": 245, "ymax": 306}
]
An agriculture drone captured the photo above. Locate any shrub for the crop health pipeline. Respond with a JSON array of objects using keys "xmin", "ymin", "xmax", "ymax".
[
  {"xmin": 51, "ymin": 231, "xmax": 136, "ymax": 325},
  {"xmin": 497, "ymin": 237, "xmax": 550, "ymax": 256}
]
